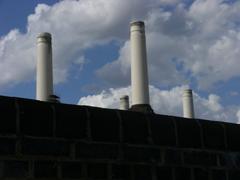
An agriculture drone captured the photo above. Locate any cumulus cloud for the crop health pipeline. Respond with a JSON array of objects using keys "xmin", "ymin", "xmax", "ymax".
[
  {"xmin": 0, "ymin": 0, "xmax": 158, "ymax": 87},
  {"xmin": 97, "ymin": 29, "xmax": 185, "ymax": 87},
  {"xmin": 1, "ymin": 0, "xmax": 240, "ymax": 90},
  {"xmin": 96, "ymin": 41, "xmax": 131, "ymax": 87},
  {"xmin": 78, "ymin": 85, "xmax": 239, "ymax": 123},
  {"xmin": 236, "ymin": 110, "xmax": 240, "ymax": 124},
  {"xmin": 79, "ymin": 86, "xmax": 131, "ymax": 108},
  {"xmin": 97, "ymin": 8, "xmax": 186, "ymax": 87},
  {"xmin": 97, "ymin": 0, "xmax": 240, "ymax": 89},
  {"xmin": 1, "ymin": 0, "xmax": 240, "ymax": 127}
]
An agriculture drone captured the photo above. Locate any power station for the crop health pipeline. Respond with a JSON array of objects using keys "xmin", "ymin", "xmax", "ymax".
[
  {"xmin": 0, "ymin": 20, "xmax": 237, "ymax": 180},
  {"xmin": 35, "ymin": 21, "xmax": 195, "ymax": 118}
]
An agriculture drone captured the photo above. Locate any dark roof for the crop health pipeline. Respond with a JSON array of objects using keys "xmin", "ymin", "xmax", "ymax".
[{"xmin": 0, "ymin": 95, "xmax": 239, "ymax": 179}]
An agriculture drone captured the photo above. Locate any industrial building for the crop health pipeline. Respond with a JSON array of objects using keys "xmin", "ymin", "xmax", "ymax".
[{"xmin": 0, "ymin": 21, "xmax": 238, "ymax": 179}]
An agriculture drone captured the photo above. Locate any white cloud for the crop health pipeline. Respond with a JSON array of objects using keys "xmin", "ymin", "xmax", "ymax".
[
  {"xmin": 0, "ymin": 0, "xmax": 156, "ymax": 88},
  {"xmin": 0, "ymin": 29, "xmax": 35, "ymax": 87},
  {"xmin": 1, "ymin": 0, "xmax": 240, "ymax": 122},
  {"xmin": 180, "ymin": 0, "xmax": 240, "ymax": 88},
  {"xmin": 97, "ymin": 32, "xmax": 184, "ymax": 87},
  {"xmin": 96, "ymin": 41, "xmax": 131, "ymax": 87},
  {"xmin": 236, "ymin": 110, "xmax": 240, "ymax": 124},
  {"xmin": 97, "ymin": 0, "xmax": 240, "ymax": 89},
  {"xmin": 78, "ymin": 85, "xmax": 239, "ymax": 123},
  {"xmin": 79, "ymin": 86, "xmax": 131, "ymax": 108},
  {"xmin": 0, "ymin": 0, "xmax": 240, "ymax": 100}
]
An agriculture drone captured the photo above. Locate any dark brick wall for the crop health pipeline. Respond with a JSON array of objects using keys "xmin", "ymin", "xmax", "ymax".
[{"xmin": 0, "ymin": 95, "xmax": 240, "ymax": 179}]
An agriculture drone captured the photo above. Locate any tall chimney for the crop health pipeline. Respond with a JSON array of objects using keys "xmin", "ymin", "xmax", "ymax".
[
  {"xmin": 120, "ymin": 95, "xmax": 129, "ymax": 110},
  {"xmin": 36, "ymin": 32, "xmax": 53, "ymax": 101},
  {"xmin": 182, "ymin": 89, "xmax": 195, "ymax": 118},
  {"xmin": 130, "ymin": 21, "xmax": 153, "ymax": 113}
]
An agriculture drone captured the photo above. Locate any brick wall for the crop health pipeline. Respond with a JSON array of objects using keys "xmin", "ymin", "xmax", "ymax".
[{"xmin": 0, "ymin": 95, "xmax": 240, "ymax": 179}]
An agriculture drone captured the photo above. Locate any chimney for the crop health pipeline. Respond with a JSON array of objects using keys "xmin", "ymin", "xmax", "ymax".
[
  {"xmin": 130, "ymin": 21, "xmax": 153, "ymax": 113},
  {"xmin": 182, "ymin": 89, "xmax": 195, "ymax": 118},
  {"xmin": 36, "ymin": 32, "xmax": 53, "ymax": 101},
  {"xmin": 120, "ymin": 95, "xmax": 129, "ymax": 110}
]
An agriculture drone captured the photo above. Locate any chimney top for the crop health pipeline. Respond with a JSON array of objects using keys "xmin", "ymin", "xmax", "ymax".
[
  {"xmin": 183, "ymin": 89, "xmax": 193, "ymax": 97},
  {"xmin": 120, "ymin": 95, "xmax": 129, "ymax": 110},
  {"xmin": 120, "ymin": 95, "xmax": 129, "ymax": 100},
  {"xmin": 130, "ymin": 21, "xmax": 145, "ymax": 33},
  {"xmin": 37, "ymin": 32, "xmax": 51, "ymax": 38},
  {"xmin": 37, "ymin": 32, "xmax": 52, "ymax": 43},
  {"xmin": 130, "ymin": 21, "xmax": 144, "ymax": 27}
]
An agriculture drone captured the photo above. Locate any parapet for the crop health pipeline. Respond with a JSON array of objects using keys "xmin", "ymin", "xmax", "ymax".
[{"xmin": 0, "ymin": 95, "xmax": 239, "ymax": 179}]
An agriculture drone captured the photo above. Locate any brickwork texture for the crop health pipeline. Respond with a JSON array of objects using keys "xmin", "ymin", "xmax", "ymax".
[{"xmin": 0, "ymin": 95, "xmax": 239, "ymax": 179}]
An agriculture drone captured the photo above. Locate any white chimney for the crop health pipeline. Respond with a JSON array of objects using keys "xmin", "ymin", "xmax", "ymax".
[
  {"xmin": 120, "ymin": 95, "xmax": 129, "ymax": 110},
  {"xmin": 36, "ymin": 32, "xmax": 53, "ymax": 101},
  {"xmin": 130, "ymin": 21, "xmax": 153, "ymax": 113},
  {"xmin": 182, "ymin": 89, "xmax": 195, "ymax": 118}
]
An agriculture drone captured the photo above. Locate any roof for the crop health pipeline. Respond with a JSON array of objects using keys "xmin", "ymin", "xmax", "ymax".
[{"xmin": 0, "ymin": 95, "xmax": 239, "ymax": 179}]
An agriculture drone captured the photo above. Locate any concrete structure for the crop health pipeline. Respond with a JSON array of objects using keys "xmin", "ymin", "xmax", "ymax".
[
  {"xmin": 182, "ymin": 89, "xmax": 195, "ymax": 118},
  {"xmin": 130, "ymin": 21, "xmax": 153, "ymax": 113},
  {"xmin": 119, "ymin": 95, "xmax": 129, "ymax": 110},
  {"xmin": 36, "ymin": 32, "xmax": 53, "ymax": 101}
]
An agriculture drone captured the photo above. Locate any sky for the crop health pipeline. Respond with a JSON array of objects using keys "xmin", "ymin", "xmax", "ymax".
[{"xmin": 1, "ymin": 0, "xmax": 240, "ymax": 123}]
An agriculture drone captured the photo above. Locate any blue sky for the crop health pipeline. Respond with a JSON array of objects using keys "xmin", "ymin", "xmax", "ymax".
[
  {"xmin": 1, "ymin": 0, "xmax": 240, "ymax": 122},
  {"xmin": 0, "ymin": 0, "xmax": 122, "ymax": 103},
  {"xmin": 0, "ymin": 0, "xmax": 57, "ymax": 34}
]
